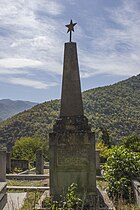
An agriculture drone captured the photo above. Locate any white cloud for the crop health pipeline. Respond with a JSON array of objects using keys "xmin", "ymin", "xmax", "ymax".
[
  {"xmin": 0, "ymin": 58, "xmax": 42, "ymax": 68},
  {"xmin": 0, "ymin": 68, "xmax": 28, "ymax": 75},
  {"xmin": 0, "ymin": 0, "xmax": 139, "ymax": 91},
  {"xmin": 42, "ymin": 1, "xmax": 64, "ymax": 15},
  {"xmin": 79, "ymin": 0, "xmax": 140, "ymax": 77},
  {"xmin": 0, "ymin": 0, "xmax": 65, "ymax": 80},
  {"xmin": 80, "ymin": 52, "xmax": 139, "ymax": 78},
  {"xmin": 7, "ymin": 77, "xmax": 58, "ymax": 89}
]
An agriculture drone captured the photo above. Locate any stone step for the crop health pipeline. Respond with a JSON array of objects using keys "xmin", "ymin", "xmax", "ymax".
[
  {"xmin": 6, "ymin": 173, "xmax": 103, "ymax": 181},
  {"xmin": 3, "ymin": 192, "xmax": 27, "ymax": 210}
]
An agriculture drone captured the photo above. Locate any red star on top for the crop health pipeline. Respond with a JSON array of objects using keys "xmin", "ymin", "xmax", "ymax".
[
  {"xmin": 65, "ymin": 20, "xmax": 77, "ymax": 42},
  {"xmin": 66, "ymin": 19, "xmax": 77, "ymax": 33}
]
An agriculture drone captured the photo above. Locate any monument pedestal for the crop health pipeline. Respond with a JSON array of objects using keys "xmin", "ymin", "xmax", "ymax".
[{"xmin": 49, "ymin": 116, "xmax": 96, "ymax": 201}]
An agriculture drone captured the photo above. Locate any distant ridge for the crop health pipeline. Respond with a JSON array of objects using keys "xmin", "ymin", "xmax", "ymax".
[
  {"xmin": 0, "ymin": 74, "xmax": 139, "ymax": 146},
  {"xmin": 0, "ymin": 99, "xmax": 38, "ymax": 121}
]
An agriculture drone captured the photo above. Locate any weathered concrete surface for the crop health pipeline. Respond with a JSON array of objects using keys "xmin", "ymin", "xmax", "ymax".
[
  {"xmin": 0, "ymin": 182, "xmax": 7, "ymax": 210},
  {"xmin": 11, "ymin": 159, "xmax": 29, "ymax": 171},
  {"xmin": 0, "ymin": 150, "xmax": 6, "ymax": 182},
  {"xmin": 49, "ymin": 41, "xmax": 96, "ymax": 208},
  {"xmin": 3, "ymin": 192, "xmax": 26, "ymax": 210},
  {"xmin": 36, "ymin": 149, "xmax": 44, "ymax": 174},
  {"xmin": 60, "ymin": 42, "xmax": 83, "ymax": 117},
  {"xmin": 49, "ymin": 129, "xmax": 96, "ymax": 197},
  {"xmin": 132, "ymin": 180, "xmax": 140, "ymax": 208},
  {"xmin": 6, "ymin": 152, "xmax": 11, "ymax": 174},
  {"xmin": 18, "ymin": 167, "xmax": 36, "ymax": 175},
  {"xmin": 97, "ymin": 187, "xmax": 115, "ymax": 210}
]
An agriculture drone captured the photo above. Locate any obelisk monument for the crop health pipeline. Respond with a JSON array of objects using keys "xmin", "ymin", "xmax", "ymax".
[{"xmin": 49, "ymin": 20, "xmax": 96, "ymax": 204}]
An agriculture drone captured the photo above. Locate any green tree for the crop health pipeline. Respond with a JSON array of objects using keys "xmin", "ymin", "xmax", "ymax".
[
  {"xmin": 103, "ymin": 145, "xmax": 140, "ymax": 201},
  {"xmin": 12, "ymin": 136, "xmax": 45, "ymax": 161},
  {"xmin": 96, "ymin": 141, "xmax": 111, "ymax": 162},
  {"xmin": 121, "ymin": 135, "xmax": 140, "ymax": 152},
  {"xmin": 100, "ymin": 126, "xmax": 111, "ymax": 147}
]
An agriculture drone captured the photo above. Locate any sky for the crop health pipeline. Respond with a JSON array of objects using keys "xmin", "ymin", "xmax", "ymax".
[{"xmin": 0, "ymin": 0, "xmax": 140, "ymax": 103}]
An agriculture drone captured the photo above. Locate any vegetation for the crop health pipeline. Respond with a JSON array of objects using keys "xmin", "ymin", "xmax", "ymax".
[
  {"xmin": 20, "ymin": 191, "xmax": 42, "ymax": 210},
  {"xmin": 12, "ymin": 136, "xmax": 49, "ymax": 161},
  {"xmin": 121, "ymin": 134, "xmax": 140, "ymax": 152},
  {"xmin": 21, "ymin": 182, "xmax": 140, "ymax": 209},
  {"xmin": 83, "ymin": 74, "xmax": 140, "ymax": 143},
  {"xmin": 0, "ymin": 99, "xmax": 59, "ymax": 146},
  {"xmin": 96, "ymin": 141, "xmax": 111, "ymax": 162},
  {"xmin": 0, "ymin": 75, "xmax": 139, "ymax": 147},
  {"xmin": 2, "ymin": 75, "xmax": 139, "ymax": 208},
  {"xmin": 103, "ymin": 144, "xmax": 140, "ymax": 201},
  {"xmin": 45, "ymin": 183, "xmax": 84, "ymax": 210},
  {"xmin": 7, "ymin": 179, "xmax": 48, "ymax": 187}
]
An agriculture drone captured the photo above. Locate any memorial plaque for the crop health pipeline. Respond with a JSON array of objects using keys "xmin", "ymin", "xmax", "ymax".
[{"xmin": 57, "ymin": 146, "xmax": 89, "ymax": 167}]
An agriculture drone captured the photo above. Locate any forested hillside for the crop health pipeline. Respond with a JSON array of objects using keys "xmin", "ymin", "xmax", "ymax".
[
  {"xmin": 0, "ymin": 99, "xmax": 37, "ymax": 121},
  {"xmin": 0, "ymin": 74, "xmax": 139, "ymax": 146},
  {"xmin": 83, "ymin": 74, "xmax": 140, "ymax": 141}
]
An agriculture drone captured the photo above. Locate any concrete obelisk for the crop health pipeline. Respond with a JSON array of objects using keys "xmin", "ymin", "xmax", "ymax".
[
  {"xmin": 60, "ymin": 42, "xmax": 83, "ymax": 117},
  {"xmin": 49, "ymin": 20, "xmax": 96, "ymax": 205}
]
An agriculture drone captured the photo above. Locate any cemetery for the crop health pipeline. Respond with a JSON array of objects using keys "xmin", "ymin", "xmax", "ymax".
[
  {"xmin": 0, "ymin": 20, "xmax": 139, "ymax": 210},
  {"xmin": 0, "ymin": 147, "xmax": 139, "ymax": 209},
  {"xmin": 0, "ymin": 149, "xmax": 115, "ymax": 209}
]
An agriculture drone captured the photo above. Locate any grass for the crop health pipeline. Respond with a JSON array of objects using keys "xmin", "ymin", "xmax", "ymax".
[
  {"xmin": 7, "ymin": 179, "xmax": 48, "ymax": 187},
  {"xmin": 20, "ymin": 191, "xmax": 42, "ymax": 210},
  {"xmin": 6, "ymin": 179, "xmax": 139, "ymax": 209},
  {"xmin": 97, "ymin": 180, "xmax": 139, "ymax": 210},
  {"xmin": 115, "ymin": 200, "xmax": 139, "ymax": 210},
  {"xmin": 7, "ymin": 179, "xmax": 47, "ymax": 210},
  {"xmin": 6, "ymin": 169, "xmax": 49, "ymax": 209}
]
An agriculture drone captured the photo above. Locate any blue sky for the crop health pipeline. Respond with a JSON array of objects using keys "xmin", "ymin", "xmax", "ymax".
[{"xmin": 0, "ymin": 0, "xmax": 140, "ymax": 102}]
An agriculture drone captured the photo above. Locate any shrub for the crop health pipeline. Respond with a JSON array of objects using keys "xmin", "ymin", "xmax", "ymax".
[
  {"xmin": 12, "ymin": 136, "xmax": 45, "ymax": 161},
  {"xmin": 45, "ymin": 183, "xmax": 84, "ymax": 210},
  {"xmin": 121, "ymin": 134, "xmax": 140, "ymax": 152},
  {"xmin": 103, "ymin": 145, "xmax": 140, "ymax": 201},
  {"xmin": 96, "ymin": 141, "xmax": 111, "ymax": 162}
]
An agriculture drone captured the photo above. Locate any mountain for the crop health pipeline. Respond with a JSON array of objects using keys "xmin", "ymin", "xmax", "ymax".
[
  {"xmin": 0, "ymin": 99, "xmax": 37, "ymax": 121},
  {"xmin": 0, "ymin": 74, "xmax": 139, "ymax": 147}
]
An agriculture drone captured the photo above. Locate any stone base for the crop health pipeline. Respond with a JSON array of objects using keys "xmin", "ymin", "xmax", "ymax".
[
  {"xmin": 47, "ymin": 188, "xmax": 109, "ymax": 210},
  {"xmin": 49, "ymin": 128, "xmax": 96, "ymax": 198},
  {"xmin": 77, "ymin": 188, "xmax": 110, "ymax": 210}
]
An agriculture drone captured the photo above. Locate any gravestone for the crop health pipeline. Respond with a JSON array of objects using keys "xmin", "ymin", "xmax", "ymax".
[
  {"xmin": 36, "ymin": 149, "xmax": 44, "ymax": 174},
  {"xmin": 96, "ymin": 150, "xmax": 101, "ymax": 175},
  {"xmin": 0, "ymin": 150, "xmax": 6, "ymax": 182},
  {"xmin": 0, "ymin": 150, "xmax": 7, "ymax": 210},
  {"xmin": 11, "ymin": 159, "xmax": 29, "ymax": 171},
  {"xmin": 49, "ymin": 21, "xmax": 96, "ymax": 206},
  {"xmin": 6, "ymin": 152, "xmax": 11, "ymax": 173}
]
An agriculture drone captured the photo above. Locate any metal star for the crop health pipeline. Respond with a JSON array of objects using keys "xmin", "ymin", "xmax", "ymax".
[{"xmin": 65, "ymin": 20, "xmax": 77, "ymax": 42}]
